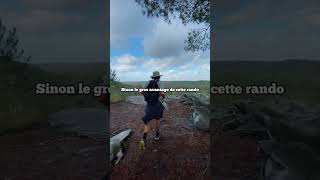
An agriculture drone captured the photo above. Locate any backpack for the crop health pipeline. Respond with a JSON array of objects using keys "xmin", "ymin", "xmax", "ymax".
[{"xmin": 143, "ymin": 80, "xmax": 160, "ymax": 104}]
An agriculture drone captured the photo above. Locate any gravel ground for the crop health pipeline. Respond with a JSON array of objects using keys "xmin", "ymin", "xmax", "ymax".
[
  {"xmin": 111, "ymin": 101, "xmax": 210, "ymax": 180},
  {"xmin": 0, "ymin": 124, "xmax": 107, "ymax": 180}
]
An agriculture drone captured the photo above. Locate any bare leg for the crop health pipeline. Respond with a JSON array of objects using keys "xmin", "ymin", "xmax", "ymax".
[
  {"xmin": 144, "ymin": 123, "xmax": 150, "ymax": 134},
  {"xmin": 155, "ymin": 119, "xmax": 160, "ymax": 141},
  {"xmin": 140, "ymin": 122, "xmax": 150, "ymax": 150},
  {"xmin": 155, "ymin": 119, "xmax": 160, "ymax": 131},
  {"xmin": 142, "ymin": 120, "xmax": 152, "ymax": 142}
]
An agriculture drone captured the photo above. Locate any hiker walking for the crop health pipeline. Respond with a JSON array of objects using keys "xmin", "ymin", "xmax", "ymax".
[{"xmin": 139, "ymin": 71, "xmax": 166, "ymax": 150}]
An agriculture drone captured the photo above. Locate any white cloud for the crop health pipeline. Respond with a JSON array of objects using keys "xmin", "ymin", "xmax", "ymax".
[
  {"xmin": 111, "ymin": 54, "xmax": 138, "ymax": 73},
  {"xmin": 23, "ymin": 0, "xmax": 91, "ymax": 10},
  {"xmin": 6, "ymin": 10, "xmax": 84, "ymax": 33},
  {"xmin": 142, "ymin": 50, "xmax": 209, "ymax": 70},
  {"xmin": 110, "ymin": 0, "xmax": 154, "ymax": 48},
  {"xmin": 111, "ymin": 52, "xmax": 210, "ymax": 81},
  {"xmin": 116, "ymin": 54, "xmax": 137, "ymax": 65},
  {"xmin": 114, "ymin": 64, "xmax": 136, "ymax": 72},
  {"xmin": 110, "ymin": 0, "xmax": 210, "ymax": 81},
  {"xmin": 143, "ymin": 20, "xmax": 188, "ymax": 58},
  {"xmin": 142, "ymin": 56, "xmax": 173, "ymax": 70}
]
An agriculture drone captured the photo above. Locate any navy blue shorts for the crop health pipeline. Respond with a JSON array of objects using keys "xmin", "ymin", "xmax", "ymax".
[{"xmin": 142, "ymin": 101, "xmax": 164, "ymax": 124}]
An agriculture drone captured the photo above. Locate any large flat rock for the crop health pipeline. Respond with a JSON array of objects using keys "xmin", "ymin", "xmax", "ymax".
[
  {"xmin": 126, "ymin": 96, "xmax": 146, "ymax": 105},
  {"xmin": 125, "ymin": 95, "xmax": 182, "ymax": 105},
  {"xmin": 49, "ymin": 108, "xmax": 108, "ymax": 136}
]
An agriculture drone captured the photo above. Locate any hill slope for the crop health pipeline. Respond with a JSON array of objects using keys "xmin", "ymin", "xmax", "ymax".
[
  {"xmin": 211, "ymin": 60, "xmax": 320, "ymax": 105},
  {"xmin": 0, "ymin": 59, "xmax": 101, "ymax": 133}
]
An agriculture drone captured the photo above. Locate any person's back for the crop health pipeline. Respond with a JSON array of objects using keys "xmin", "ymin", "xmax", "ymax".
[
  {"xmin": 143, "ymin": 79, "xmax": 160, "ymax": 104},
  {"xmin": 139, "ymin": 71, "xmax": 165, "ymax": 150}
]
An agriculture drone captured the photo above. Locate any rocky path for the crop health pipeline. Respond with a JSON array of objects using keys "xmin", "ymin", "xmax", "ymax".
[
  {"xmin": 0, "ymin": 108, "xmax": 108, "ymax": 180},
  {"xmin": 212, "ymin": 123, "xmax": 261, "ymax": 180},
  {"xmin": 0, "ymin": 124, "xmax": 107, "ymax": 180},
  {"xmin": 110, "ymin": 99, "xmax": 210, "ymax": 180}
]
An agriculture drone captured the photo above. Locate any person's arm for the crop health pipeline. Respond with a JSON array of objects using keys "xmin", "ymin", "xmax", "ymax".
[
  {"xmin": 157, "ymin": 80, "xmax": 165, "ymax": 98},
  {"xmin": 140, "ymin": 81, "xmax": 149, "ymax": 95}
]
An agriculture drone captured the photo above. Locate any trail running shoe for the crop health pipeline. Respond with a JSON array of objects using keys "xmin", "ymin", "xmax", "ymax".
[
  {"xmin": 139, "ymin": 139, "xmax": 145, "ymax": 150},
  {"xmin": 154, "ymin": 132, "xmax": 160, "ymax": 141}
]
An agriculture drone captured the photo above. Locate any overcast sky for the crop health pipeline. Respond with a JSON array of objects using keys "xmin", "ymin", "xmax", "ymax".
[
  {"xmin": 0, "ymin": 0, "xmax": 107, "ymax": 63},
  {"xmin": 215, "ymin": 0, "xmax": 320, "ymax": 61},
  {"xmin": 110, "ymin": 0, "xmax": 210, "ymax": 81},
  {"xmin": 1, "ymin": 0, "xmax": 317, "ymax": 79}
]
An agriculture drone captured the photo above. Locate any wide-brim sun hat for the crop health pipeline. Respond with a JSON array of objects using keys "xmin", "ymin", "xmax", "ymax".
[{"xmin": 151, "ymin": 71, "xmax": 163, "ymax": 78}]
